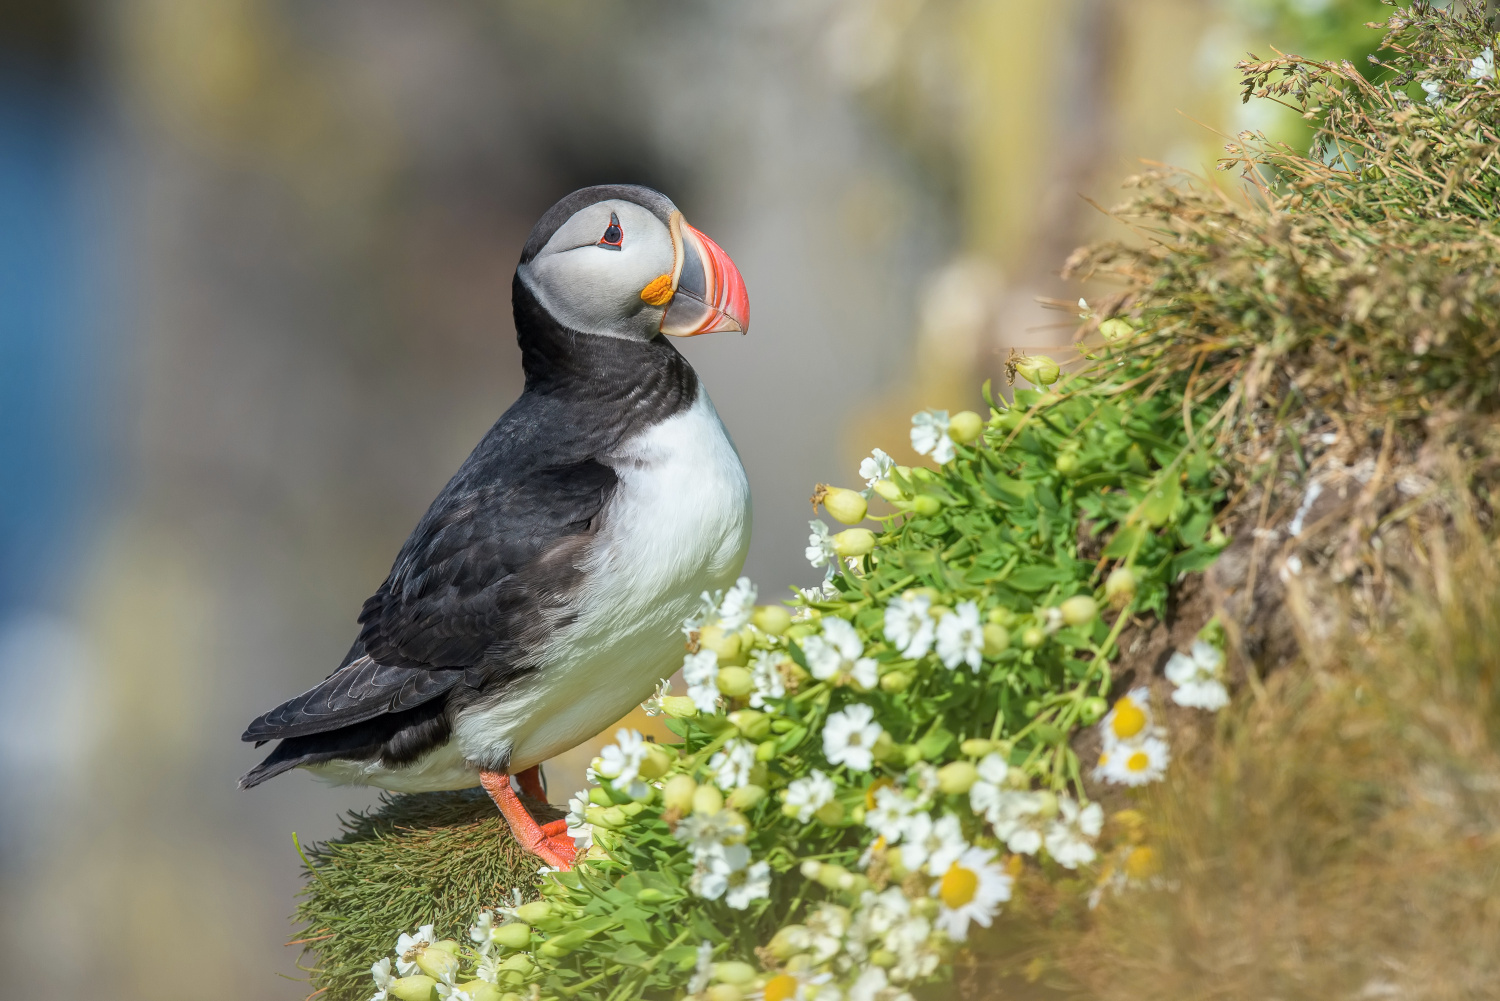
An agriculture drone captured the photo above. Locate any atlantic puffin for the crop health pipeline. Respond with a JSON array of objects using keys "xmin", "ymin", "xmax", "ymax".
[{"xmin": 240, "ymin": 184, "xmax": 751, "ymax": 870}]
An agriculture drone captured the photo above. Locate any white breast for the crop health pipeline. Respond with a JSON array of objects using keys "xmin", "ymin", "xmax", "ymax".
[{"xmin": 450, "ymin": 383, "xmax": 752, "ymax": 774}]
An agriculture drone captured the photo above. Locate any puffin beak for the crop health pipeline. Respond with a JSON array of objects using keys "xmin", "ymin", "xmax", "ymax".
[{"xmin": 659, "ymin": 212, "xmax": 750, "ymax": 336}]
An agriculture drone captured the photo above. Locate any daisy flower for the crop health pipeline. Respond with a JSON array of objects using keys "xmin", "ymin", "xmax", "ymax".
[
  {"xmin": 369, "ymin": 957, "xmax": 394, "ymax": 1001},
  {"xmin": 895, "ymin": 811, "xmax": 967, "ymax": 875},
  {"xmin": 931, "ymin": 846, "xmax": 1012, "ymax": 941},
  {"xmin": 717, "ymin": 576, "xmax": 757, "ymax": 631},
  {"xmin": 1165, "ymin": 639, "xmax": 1230, "ymax": 711},
  {"xmin": 802, "ymin": 617, "xmax": 878, "ymax": 689},
  {"xmin": 1043, "ymin": 795, "xmax": 1103, "ymax": 869},
  {"xmin": 1096, "ymin": 734, "xmax": 1171, "ymax": 786},
  {"xmin": 681, "ymin": 649, "xmax": 721, "ymax": 713},
  {"xmin": 394, "ymin": 925, "xmax": 436, "ymax": 976},
  {"xmin": 911, "ymin": 410, "xmax": 956, "ymax": 463},
  {"xmin": 859, "ymin": 447, "xmax": 895, "ymax": 492},
  {"xmin": 707, "ymin": 738, "xmax": 757, "ymax": 791},
  {"xmin": 749, "ymin": 648, "xmax": 788, "ymax": 708},
  {"xmin": 1100, "ymin": 687, "xmax": 1154, "ymax": 747},
  {"xmin": 884, "ymin": 592, "xmax": 935, "ymax": 659},
  {"xmin": 823, "ymin": 703, "xmax": 883, "ymax": 771},
  {"xmin": 783, "ymin": 769, "xmax": 836, "ymax": 822},
  {"xmin": 934, "ymin": 601, "xmax": 984, "ymax": 671},
  {"xmin": 806, "ymin": 520, "xmax": 836, "ymax": 568},
  {"xmin": 724, "ymin": 859, "xmax": 772, "ymax": 909}
]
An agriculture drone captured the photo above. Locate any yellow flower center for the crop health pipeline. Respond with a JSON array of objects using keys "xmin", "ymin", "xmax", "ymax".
[
  {"xmin": 1126, "ymin": 750, "xmax": 1149, "ymax": 772},
  {"xmin": 1124, "ymin": 846, "xmax": 1161, "ymax": 880},
  {"xmin": 765, "ymin": 973, "xmax": 799, "ymax": 1001},
  {"xmin": 1111, "ymin": 698, "xmax": 1146, "ymax": 739},
  {"xmin": 940, "ymin": 862, "xmax": 980, "ymax": 909},
  {"xmin": 865, "ymin": 777, "xmax": 895, "ymax": 810}
]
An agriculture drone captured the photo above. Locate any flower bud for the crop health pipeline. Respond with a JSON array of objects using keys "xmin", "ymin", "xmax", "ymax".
[
  {"xmin": 661, "ymin": 695, "xmax": 699, "ymax": 718},
  {"xmin": 706, "ymin": 985, "xmax": 743, "ymax": 1001},
  {"xmin": 871, "ymin": 731, "xmax": 899, "ymax": 762},
  {"xmin": 662, "ymin": 774, "xmax": 697, "ymax": 814},
  {"xmin": 768, "ymin": 925, "xmax": 811, "ymax": 960},
  {"xmin": 1098, "ymin": 317, "xmax": 1135, "ymax": 342},
  {"xmin": 799, "ymin": 860, "xmax": 824, "ymax": 880},
  {"xmin": 1014, "ymin": 354, "xmax": 1060, "ymax": 386},
  {"xmin": 716, "ymin": 666, "xmax": 753, "ymax": 698},
  {"xmin": 1104, "ymin": 566, "xmax": 1137, "ymax": 607},
  {"xmin": 937, "ymin": 760, "xmax": 979, "ymax": 795},
  {"xmin": 461, "ymin": 983, "xmax": 503, "ymax": 1001},
  {"xmin": 1079, "ymin": 696, "xmax": 1109, "ymax": 725},
  {"xmin": 638, "ymin": 743, "xmax": 674, "ymax": 780},
  {"xmin": 692, "ymin": 783, "xmax": 725, "ymax": 816},
  {"xmin": 599, "ymin": 806, "xmax": 628, "ymax": 828},
  {"xmin": 699, "ymin": 625, "xmax": 743, "ymax": 663},
  {"xmin": 947, "ymin": 410, "xmax": 984, "ymax": 444},
  {"xmin": 1020, "ymin": 626, "xmax": 1045, "ymax": 649},
  {"xmin": 1060, "ymin": 595, "xmax": 1098, "ymax": 627},
  {"xmin": 982, "ymin": 623, "xmax": 1010, "ymax": 657},
  {"xmin": 814, "ymin": 799, "xmax": 846, "ymax": 826},
  {"xmin": 821, "ymin": 486, "xmax": 868, "ymax": 525},
  {"xmin": 870, "ymin": 948, "xmax": 898, "ymax": 968},
  {"xmin": 497, "ymin": 952, "xmax": 536, "ymax": 976},
  {"xmin": 414, "ymin": 947, "xmax": 459, "ymax": 982},
  {"xmin": 389, "ymin": 975, "xmax": 439, "ymax": 1001},
  {"xmin": 713, "ymin": 962, "xmax": 758, "ymax": 986},
  {"xmin": 1055, "ymin": 452, "xmax": 1079, "ymax": 476},
  {"xmin": 960, "ymin": 738, "xmax": 999, "ymax": 757},
  {"xmin": 752, "ymin": 605, "xmax": 792, "ymax": 636},
  {"xmin": 727, "ymin": 784, "xmax": 767, "ymax": 811},
  {"xmin": 879, "ymin": 670, "xmax": 912, "ymax": 693},
  {"xmin": 910, "ymin": 495, "xmax": 942, "ymax": 517},
  {"xmin": 814, "ymin": 862, "xmax": 849, "ymax": 889},
  {"xmin": 728, "ymin": 709, "xmax": 771, "ymax": 741},
  {"xmin": 513, "ymin": 901, "xmax": 554, "ymax": 925},
  {"xmin": 491, "ymin": 922, "xmax": 532, "ymax": 950},
  {"xmin": 986, "ymin": 606, "xmax": 1016, "ymax": 626},
  {"xmin": 588, "ymin": 786, "xmax": 613, "ymax": 807},
  {"xmin": 872, "ymin": 478, "xmax": 905, "ymax": 502},
  {"xmin": 755, "ymin": 739, "xmax": 778, "ymax": 762},
  {"xmin": 1036, "ymin": 790, "xmax": 1059, "ymax": 819},
  {"xmin": 832, "ymin": 528, "xmax": 876, "ymax": 558}
]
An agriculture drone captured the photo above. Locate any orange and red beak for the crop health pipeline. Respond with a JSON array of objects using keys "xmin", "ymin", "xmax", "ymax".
[{"xmin": 659, "ymin": 212, "xmax": 749, "ymax": 336}]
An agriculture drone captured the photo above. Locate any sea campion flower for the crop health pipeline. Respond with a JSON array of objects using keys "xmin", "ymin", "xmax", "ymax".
[
  {"xmin": 707, "ymin": 739, "xmax": 757, "ymax": 791},
  {"xmin": 718, "ymin": 576, "xmax": 758, "ymax": 631},
  {"xmin": 967, "ymin": 752, "xmax": 1009, "ymax": 820},
  {"xmin": 931, "ymin": 846, "xmax": 1012, "ymax": 941},
  {"xmin": 640, "ymin": 677, "xmax": 672, "ymax": 716},
  {"xmin": 783, "ymin": 769, "xmax": 836, "ymax": 822},
  {"xmin": 806, "ymin": 520, "xmax": 837, "ymax": 568},
  {"xmin": 910, "ymin": 410, "xmax": 956, "ymax": 463},
  {"xmin": 724, "ymin": 859, "xmax": 772, "ymax": 909},
  {"xmin": 866, "ymin": 784, "xmax": 922, "ymax": 843},
  {"xmin": 884, "ymin": 592, "xmax": 935, "ymax": 659},
  {"xmin": 595, "ymin": 728, "xmax": 647, "ymax": 795},
  {"xmin": 802, "ymin": 617, "xmax": 878, "ymax": 689},
  {"xmin": 1423, "ymin": 78, "xmax": 1444, "ymax": 106},
  {"xmin": 1165, "ymin": 639, "xmax": 1230, "ymax": 711},
  {"xmin": 1469, "ymin": 46, "xmax": 1495, "ymax": 80},
  {"xmin": 565, "ymin": 791, "xmax": 593, "ymax": 851},
  {"xmin": 859, "ymin": 447, "xmax": 895, "ymax": 493},
  {"xmin": 824, "ymin": 703, "xmax": 883, "ymax": 771},
  {"xmin": 1044, "ymin": 796, "xmax": 1103, "ymax": 869},
  {"xmin": 693, "ymin": 842, "xmax": 752, "ymax": 900},
  {"xmin": 935, "ymin": 600, "xmax": 984, "ymax": 671},
  {"xmin": 987, "ymin": 789, "xmax": 1047, "ymax": 855},
  {"xmin": 370, "ymin": 957, "xmax": 394, "ymax": 1000},
  {"xmin": 895, "ymin": 811, "xmax": 967, "ymax": 875},
  {"xmin": 748, "ymin": 649, "xmax": 788, "ymax": 708},
  {"xmin": 682, "ymin": 649, "xmax": 721, "ymax": 713},
  {"xmin": 394, "ymin": 925, "xmax": 437, "ymax": 976}
]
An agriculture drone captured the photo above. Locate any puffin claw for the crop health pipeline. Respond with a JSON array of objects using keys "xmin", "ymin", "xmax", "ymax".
[{"xmin": 480, "ymin": 770, "xmax": 576, "ymax": 871}]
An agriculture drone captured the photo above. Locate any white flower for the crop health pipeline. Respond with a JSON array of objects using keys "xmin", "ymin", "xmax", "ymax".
[
  {"xmin": 686, "ymin": 940, "xmax": 715, "ymax": 995},
  {"xmin": 866, "ymin": 784, "xmax": 922, "ymax": 842},
  {"xmin": 565, "ymin": 791, "xmax": 593, "ymax": 851},
  {"xmin": 718, "ymin": 577, "xmax": 757, "ymax": 631},
  {"xmin": 748, "ymin": 649, "xmax": 787, "ymax": 708},
  {"xmin": 725, "ymin": 859, "xmax": 772, "ymax": 909},
  {"xmin": 784, "ymin": 769, "xmax": 836, "ymax": 822},
  {"xmin": 896, "ymin": 811, "xmax": 968, "ymax": 875},
  {"xmin": 806, "ymin": 520, "xmax": 837, "ymax": 568},
  {"xmin": 369, "ymin": 957, "xmax": 394, "ymax": 1001},
  {"xmin": 394, "ymin": 925, "xmax": 436, "ymax": 977},
  {"xmin": 934, "ymin": 601, "xmax": 984, "ymax": 672},
  {"xmin": 860, "ymin": 447, "xmax": 895, "ymax": 488},
  {"xmin": 910, "ymin": 410, "xmax": 956, "ymax": 463},
  {"xmin": 682, "ymin": 648, "xmax": 721, "ymax": 713},
  {"xmin": 1470, "ymin": 46, "xmax": 1495, "ymax": 80},
  {"xmin": 1099, "ymin": 686, "xmax": 1155, "ymax": 749},
  {"xmin": 692, "ymin": 841, "xmax": 750, "ymax": 900},
  {"xmin": 1423, "ymin": 78, "xmax": 1444, "ymax": 106},
  {"xmin": 931, "ymin": 846, "xmax": 1012, "ymax": 942},
  {"xmin": 824, "ymin": 703, "xmax": 883, "ymax": 771},
  {"xmin": 640, "ymin": 677, "xmax": 672, "ymax": 716},
  {"xmin": 436, "ymin": 983, "xmax": 472, "ymax": 1001},
  {"xmin": 1165, "ymin": 639, "xmax": 1230, "ymax": 711},
  {"xmin": 803, "ymin": 617, "xmax": 879, "ymax": 690},
  {"xmin": 468, "ymin": 910, "xmax": 494, "ymax": 946},
  {"xmin": 806, "ymin": 903, "xmax": 851, "ymax": 962},
  {"xmin": 884, "ymin": 592, "xmax": 935, "ymax": 659},
  {"xmin": 475, "ymin": 952, "xmax": 503, "ymax": 985},
  {"xmin": 1044, "ymin": 796, "xmax": 1103, "ymax": 869},
  {"xmin": 1096, "ymin": 734, "xmax": 1171, "ymax": 786},
  {"xmin": 991, "ymin": 789, "xmax": 1047, "ymax": 855},
  {"xmin": 848, "ymin": 966, "xmax": 893, "ymax": 1001},
  {"xmin": 707, "ymin": 739, "xmax": 757, "ymax": 791},
  {"xmin": 675, "ymin": 809, "xmax": 746, "ymax": 860},
  {"xmin": 596, "ymin": 727, "xmax": 647, "ymax": 796},
  {"xmin": 967, "ymin": 752, "xmax": 1009, "ymax": 820}
]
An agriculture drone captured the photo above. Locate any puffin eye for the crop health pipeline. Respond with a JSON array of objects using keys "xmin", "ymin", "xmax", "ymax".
[{"xmin": 598, "ymin": 212, "xmax": 624, "ymax": 250}]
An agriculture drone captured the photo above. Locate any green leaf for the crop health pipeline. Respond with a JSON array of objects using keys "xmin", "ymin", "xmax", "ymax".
[{"xmin": 1103, "ymin": 523, "xmax": 1146, "ymax": 559}]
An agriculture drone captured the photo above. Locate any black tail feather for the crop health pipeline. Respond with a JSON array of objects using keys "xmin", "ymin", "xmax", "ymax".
[{"xmin": 238, "ymin": 698, "xmax": 453, "ymax": 788}]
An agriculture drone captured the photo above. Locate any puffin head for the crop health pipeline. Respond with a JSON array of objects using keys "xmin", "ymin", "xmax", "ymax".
[{"xmin": 517, "ymin": 184, "xmax": 749, "ymax": 342}]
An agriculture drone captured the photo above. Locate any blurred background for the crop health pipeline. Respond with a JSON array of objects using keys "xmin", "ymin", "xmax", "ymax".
[{"xmin": 0, "ymin": 1, "xmax": 1384, "ymax": 997}]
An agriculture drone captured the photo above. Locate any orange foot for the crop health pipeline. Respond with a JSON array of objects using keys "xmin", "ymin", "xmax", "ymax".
[{"xmin": 480, "ymin": 769, "xmax": 576, "ymax": 871}]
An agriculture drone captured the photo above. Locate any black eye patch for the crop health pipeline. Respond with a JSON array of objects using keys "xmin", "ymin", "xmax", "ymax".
[{"xmin": 598, "ymin": 212, "xmax": 624, "ymax": 250}]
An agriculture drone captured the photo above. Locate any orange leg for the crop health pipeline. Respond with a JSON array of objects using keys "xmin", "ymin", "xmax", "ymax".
[
  {"xmin": 515, "ymin": 764, "xmax": 548, "ymax": 802},
  {"xmin": 479, "ymin": 770, "xmax": 576, "ymax": 870}
]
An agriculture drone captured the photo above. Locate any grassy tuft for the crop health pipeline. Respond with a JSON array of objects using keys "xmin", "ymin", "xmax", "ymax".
[{"xmin": 293, "ymin": 789, "xmax": 556, "ymax": 1001}]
